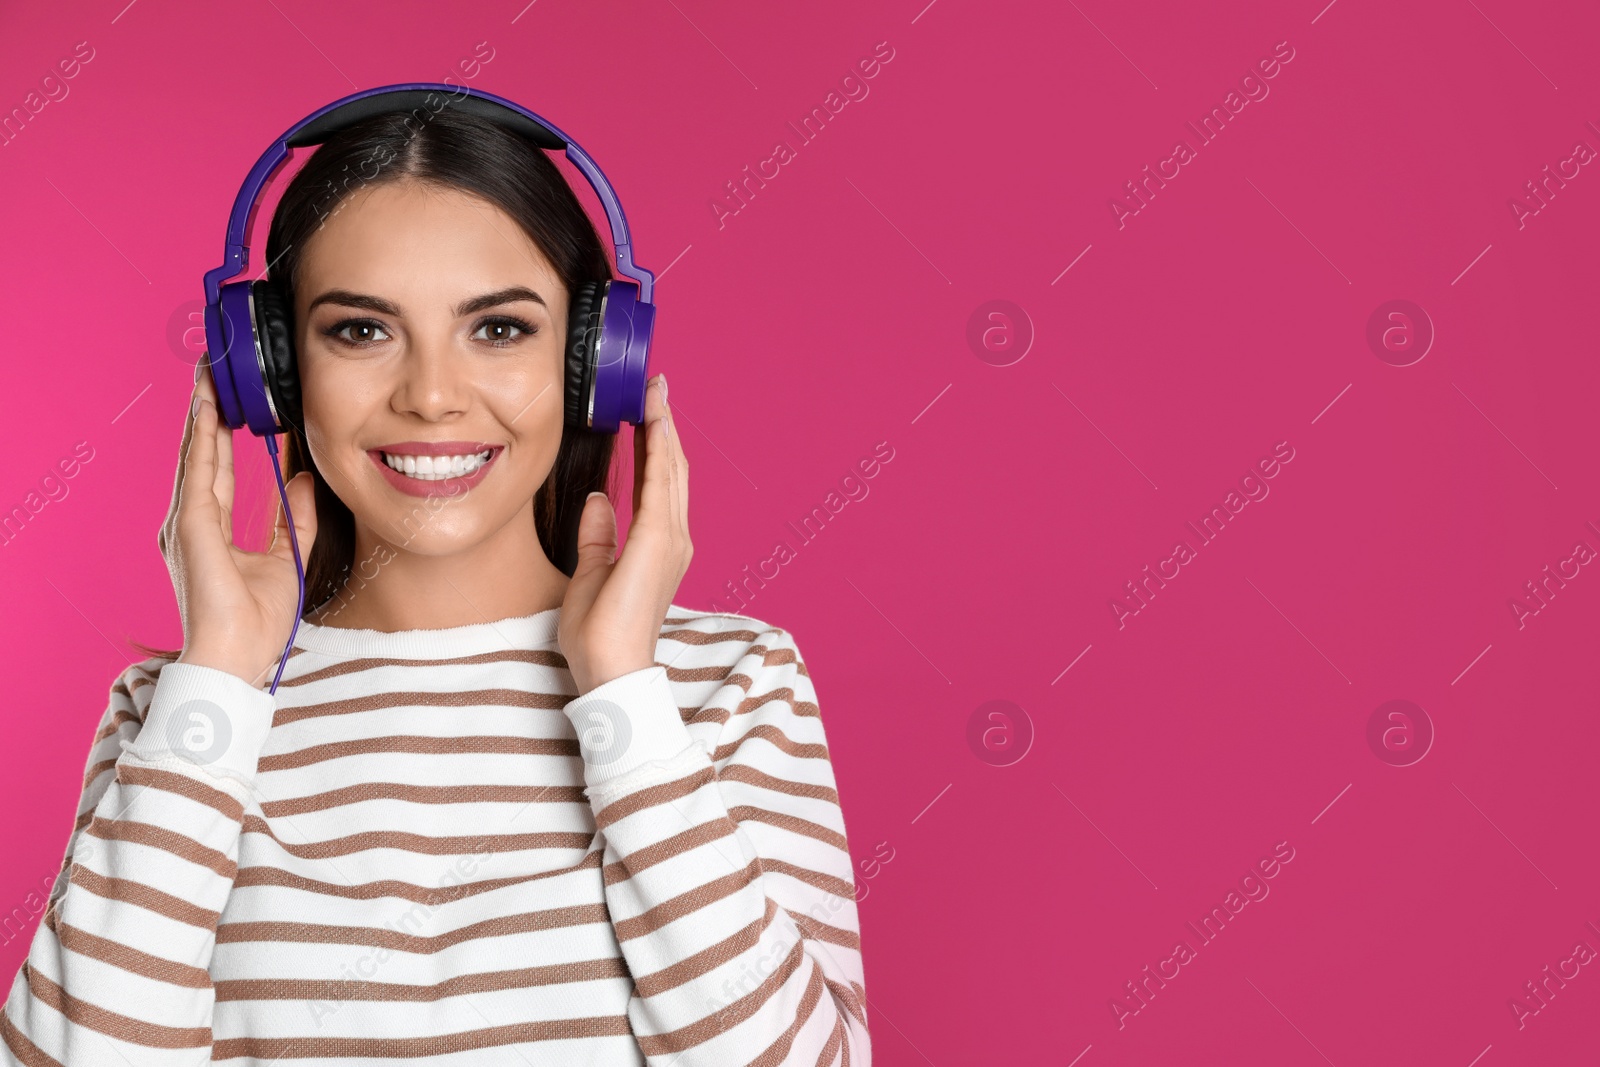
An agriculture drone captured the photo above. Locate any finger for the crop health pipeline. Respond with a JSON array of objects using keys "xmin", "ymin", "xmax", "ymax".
[
  {"xmin": 631, "ymin": 411, "xmax": 647, "ymax": 521},
  {"xmin": 215, "ymin": 400, "xmax": 235, "ymax": 545},
  {"xmin": 165, "ymin": 369, "xmax": 207, "ymax": 553},
  {"xmin": 268, "ymin": 472, "xmax": 318, "ymax": 571},
  {"xmin": 664, "ymin": 386, "xmax": 687, "ymax": 534},
  {"xmin": 197, "ymin": 355, "xmax": 219, "ymax": 396},
  {"xmin": 176, "ymin": 396, "xmax": 223, "ymax": 555},
  {"xmin": 653, "ymin": 377, "xmax": 685, "ymax": 555},
  {"xmin": 570, "ymin": 491, "xmax": 619, "ymax": 585},
  {"xmin": 172, "ymin": 370, "xmax": 204, "ymax": 503},
  {"xmin": 663, "ymin": 398, "xmax": 679, "ymax": 553},
  {"xmin": 632, "ymin": 374, "xmax": 664, "ymax": 519},
  {"xmin": 195, "ymin": 362, "xmax": 237, "ymax": 544},
  {"xmin": 634, "ymin": 376, "xmax": 671, "ymax": 530}
]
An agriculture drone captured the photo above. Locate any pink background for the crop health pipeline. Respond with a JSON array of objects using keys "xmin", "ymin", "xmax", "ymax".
[{"xmin": 2, "ymin": 0, "xmax": 1598, "ymax": 1062}]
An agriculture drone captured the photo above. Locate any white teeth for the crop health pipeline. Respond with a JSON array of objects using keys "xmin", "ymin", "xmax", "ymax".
[{"xmin": 381, "ymin": 450, "xmax": 493, "ymax": 480}]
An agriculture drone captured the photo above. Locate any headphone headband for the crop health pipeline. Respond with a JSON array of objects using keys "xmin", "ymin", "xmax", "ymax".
[{"xmin": 201, "ymin": 82, "xmax": 654, "ymax": 305}]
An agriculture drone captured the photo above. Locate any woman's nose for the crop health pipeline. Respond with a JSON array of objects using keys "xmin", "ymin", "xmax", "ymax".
[{"xmin": 393, "ymin": 336, "xmax": 471, "ymax": 419}]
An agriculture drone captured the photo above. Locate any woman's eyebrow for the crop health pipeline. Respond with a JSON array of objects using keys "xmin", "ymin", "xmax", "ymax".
[
  {"xmin": 307, "ymin": 289, "xmax": 401, "ymax": 316},
  {"xmin": 454, "ymin": 286, "xmax": 547, "ymax": 317},
  {"xmin": 305, "ymin": 286, "xmax": 548, "ymax": 318}
]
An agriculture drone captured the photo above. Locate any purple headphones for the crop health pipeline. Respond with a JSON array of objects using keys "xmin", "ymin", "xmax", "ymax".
[{"xmin": 199, "ymin": 83, "xmax": 657, "ymax": 694}]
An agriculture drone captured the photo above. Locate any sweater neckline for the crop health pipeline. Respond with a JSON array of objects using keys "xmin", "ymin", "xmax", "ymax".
[{"xmin": 291, "ymin": 605, "xmax": 563, "ymax": 659}]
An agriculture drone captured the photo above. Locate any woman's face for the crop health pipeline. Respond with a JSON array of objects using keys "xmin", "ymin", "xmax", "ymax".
[{"xmin": 293, "ymin": 178, "xmax": 569, "ymax": 555}]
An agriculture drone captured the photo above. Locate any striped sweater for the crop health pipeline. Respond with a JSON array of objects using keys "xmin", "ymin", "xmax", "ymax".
[{"xmin": 2, "ymin": 605, "xmax": 869, "ymax": 1065}]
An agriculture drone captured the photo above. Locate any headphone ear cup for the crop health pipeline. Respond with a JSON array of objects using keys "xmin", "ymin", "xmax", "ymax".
[
  {"xmin": 250, "ymin": 279, "xmax": 303, "ymax": 436},
  {"xmin": 564, "ymin": 281, "xmax": 606, "ymax": 431}
]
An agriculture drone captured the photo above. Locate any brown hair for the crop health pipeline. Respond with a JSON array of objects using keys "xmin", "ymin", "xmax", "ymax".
[{"xmin": 133, "ymin": 104, "xmax": 618, "ymax": 661}]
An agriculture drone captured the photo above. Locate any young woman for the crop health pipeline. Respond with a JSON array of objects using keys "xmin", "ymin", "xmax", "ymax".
[{"xmin": 2, "ymin": 104, "xmax": 869, "ymax": 1065}]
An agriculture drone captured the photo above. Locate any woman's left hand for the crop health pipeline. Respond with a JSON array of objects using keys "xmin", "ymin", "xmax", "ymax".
[{"xmin": 559, "ymin": 373, "xmax": 691, "ymax": 695}]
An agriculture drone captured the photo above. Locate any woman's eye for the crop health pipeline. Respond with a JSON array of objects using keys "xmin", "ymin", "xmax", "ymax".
[
  {"xmin": 323, "ymin": 320, "xmax": 391, "ymax": 347},
  {"xmin": 473, "ymin": 317, "xmax": 537, "ymax": 347}
]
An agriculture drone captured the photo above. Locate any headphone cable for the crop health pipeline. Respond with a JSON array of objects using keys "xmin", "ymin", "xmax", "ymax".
[{"xmin": 263, "ymin": 433, "xmax": 304, "ymax": 696}]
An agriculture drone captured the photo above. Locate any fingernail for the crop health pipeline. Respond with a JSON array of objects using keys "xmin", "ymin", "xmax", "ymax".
[{"xmin": 191, "ymin": 394, "xmax": 201, "ymax": 417}]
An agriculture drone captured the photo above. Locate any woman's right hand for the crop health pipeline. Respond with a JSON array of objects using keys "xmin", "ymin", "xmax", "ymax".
[{"xmin": 163, "ymin": 359, "xmax": 318, "ymax": 688}]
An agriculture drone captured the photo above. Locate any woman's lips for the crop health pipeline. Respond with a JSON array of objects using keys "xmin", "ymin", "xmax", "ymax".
[{"xmin": 368, "ymin": 447, "xmax": 502, "ymax": 498}]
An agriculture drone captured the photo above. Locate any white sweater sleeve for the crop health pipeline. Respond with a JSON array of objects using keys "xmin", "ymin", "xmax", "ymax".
[
  {"xmin": 562, "ymin": 627, "xmax": 870, "ymax": 1066},
  {"xmin": 1, "ymin": 658, "xmax": 276, "ymax": 1067}
]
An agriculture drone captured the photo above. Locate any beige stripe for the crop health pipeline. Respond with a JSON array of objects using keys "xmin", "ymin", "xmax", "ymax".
[
  {"xmin": 22, "ymin": 962, "xmax": 210, "ymax": 1049},
  {"xmin": 712, "ymin": 725, "xmax": 830, "ymax": 764},
  {"xmin": 758, "ymin": 858, "xmax": 857, "ymax": 902},
  {"xmin": 630, "ymin": 895, "xmax": 864, "ymax": 1036},
  {"xmin": 87, "ymin": 817, "xmax": 236, "ymax": 880},
  {"xmin": 678, "ymin": 639, "xmax": 809, "ymax": 703},
  {"xmin": 665, "ymin": 663, "xmax": 736, "ymax": 684},
  {"xmin": 233, "ymin": 847, "xmax": 602, "ymax": 903},
  {"xmin": 817, "ymin": 1014, "xmax": 845, "ymax": 1067},
  {"xmin": 53, "ymin": 920, "xmax": 211, "ymax": 988},
  {"xmin": 260, "ymin": 781, "xmax": 587, "ymax": 817},
  {"xmin": 116, "ymin": 763, "xmax": 244, "ymax": 822},
  {"xmin": 727, "ymin": 806, "xmax": 849, "ymax": 853},
  {"xmin": 216, "ymin": 901, "xmax": 611, "ymax": 952},
  {"xmin": 737, "ymin": 685, "xmax": 820, "ymax": 719},
  {"xmin": 791, "ymin": 911, "xmax": 861, "ymax": 952},
  {"xmin": 80, "ymin": 759, "xmax": 118, "ymax": 791},
  {"xmin": 602, "ymin": 817, "xmax": 737, "ymax": 886},
  {"xmin": 738, "ymin": 639, "xmax": 810, "ymax": 679},
  {"xmin": 632, "ymin": 897, "xmax": 780, "ymax": 998},
  {"xmin": 614, "ymin": 859, "xmax": 761, "ymax": 941},
  {"xmin": 718, "ymin": 764, "xmax": 839, "ymax": 805},
  {"xmin": 212, "ymin": 1013, "xmax": 633, "ymax": 1061},
  {"xmin": 0, "ymin": 1003, "xmax": 66, "ymax": 1067},
  {"xmin": 215, "ymin": 955, "xmax": 628, "ymax": 1002},
  {"xmin": 664, "ymin": 611, "xmax": 736, "ymax": 624},
  {"xmin": 604, "ymin": 851, "xmax": 859, "ymax": 947},
  {"xmin": 825, "ymin": 977, "xmax": 867, "ymax": 1032},
  {"xmin": 258, "ymin": 733, "xmax": 577, "ymax": 773},
  {"xmin": 685, "ymin": 707, "xmax": 733, "ymax": 728},
  {"xmin": 753, "ymin": 641, "xmax": 809, "ymax": 676},
  {"xmin": 711, "ymin": 643, "xmax": 810, "ymax": 691},
  {"xmin": 634, "ymin": 935, "xmax": 809, "ymax": 1057},
  {"xmin": 239, "ymin": 813, "xmax": 591, "ymax": 860},
  {"xmin": 743, "ymin": 962, "xmax": 827, "ymax": 1067},
  {"xmin": 721, "ymin": 671, "xmax": 757, "ymax": 694},
  {"xmin": 660, "ymin": 625, "xmax": 764, "ymax": 647},
  {"xmin": 67, "ymin": 865, "xmax": 221, "ymax": 930},
  {"xmin": 91, "ymin": 708, "xmax": 140, "ymax": 745},
  {"xmin": 280, "ymin": 647, "xmax": 567, "ymax": 688},
  {"xmin": 274, "ymin": 687, "xmax": 573, "ymax": 726},
  {"xmin": 593, "ymin": 765, "xmax": 716, "ymax": 831}
]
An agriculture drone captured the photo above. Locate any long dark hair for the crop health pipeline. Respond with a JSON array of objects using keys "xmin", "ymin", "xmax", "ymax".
[{"xmin": 134, "ymin": 104, "xmax": 617, "ymax": 661}]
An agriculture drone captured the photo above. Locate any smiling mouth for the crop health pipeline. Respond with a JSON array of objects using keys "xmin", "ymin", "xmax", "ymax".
[{"xmin": 372, "ymin": 446, "xmax": 502, "ymax": 481}]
